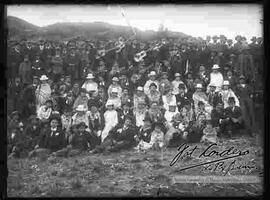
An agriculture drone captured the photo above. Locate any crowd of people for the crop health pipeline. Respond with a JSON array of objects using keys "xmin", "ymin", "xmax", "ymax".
[{"xmin": 7, "ymin": 34, "xmax": 264, "ymax": 158}]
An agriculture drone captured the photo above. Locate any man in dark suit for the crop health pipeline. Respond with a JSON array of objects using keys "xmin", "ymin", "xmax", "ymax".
[
  {"xmin": 118, "ymin": 102, "xmax": 134, "ymax": 125},
  {"xmin": 221, "ymin": 97, "xmax": 244, "ymax": 137},
  {"xmin": 176, "ymin": 83, "xmax": 190, "ymax": 111}
]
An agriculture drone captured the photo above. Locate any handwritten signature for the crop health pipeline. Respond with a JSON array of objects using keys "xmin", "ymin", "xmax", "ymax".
[{"xmin": 169, "ymin": 143, "xmax": 257, "ymax": 175}]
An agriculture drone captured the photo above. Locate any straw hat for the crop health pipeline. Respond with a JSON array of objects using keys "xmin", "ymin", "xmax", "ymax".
[
  {"xmin": 40, "ymin": 75, "xmax": 49, "ymax": 81},
  {"xmin": 112, "ymin": 77, "xmax": 119, "ymax": 82},
  {"xmin": 86, "ymin": 73, "xmax": 94, "ymax": 79},
  {"xmin": 175, "ymin": 73, "xmax": 181, "ymax": 77},
  {"xmin": 223, "ymin": 80, "xmax": 230, "ymax": 86},
  {"xmin": 195, "ymin": 83, "xmax": 203, "ymax": 89},
  {"xmin": 137, "ymin": 86, "xmax": 144, "ymax": 91},
  {"xmin": 76, "ymin": 105, "xmax": 87, "ymax": 112},
  {"xmin": 148, "ymin": 71, "xmax": 156, "ymax": 77},
  {"xmin": 212, "ymin": 64, "xmax": 220, "ymax": 70}
]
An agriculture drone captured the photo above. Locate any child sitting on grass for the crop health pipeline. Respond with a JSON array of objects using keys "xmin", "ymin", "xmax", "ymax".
[
  {"xmin": 149, "ymin": 122, "xmax": 165, "ymax": 150},
  {"xmin": 201, "ymin": 120, "xmax": 218, "ymax": 144}
]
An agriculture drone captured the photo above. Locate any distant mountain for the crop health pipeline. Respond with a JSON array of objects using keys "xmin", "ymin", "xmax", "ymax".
[{"xmin": 7, "ymin": 16, "xmax": 190, "ymax": 41}]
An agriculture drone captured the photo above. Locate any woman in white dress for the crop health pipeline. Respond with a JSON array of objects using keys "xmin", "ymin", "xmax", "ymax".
[
  {"xmin": 101, "ymin": 100, "xmax": 118, "ymax": 142},
  {"xmin": 35, "ymin": 75, "xmax": 51, "ymax": 112},
  {"xmin": 207, "ymin": 64, "xmax": 224, "ymax": 92}
]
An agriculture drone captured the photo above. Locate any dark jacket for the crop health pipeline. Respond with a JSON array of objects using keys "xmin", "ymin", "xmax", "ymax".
[
  {"xmin": 39, "ymin": 127, "xmax": 66, "ymax": 152},
  {"xmin": 70, "ymin": 131, "xmax": 99, "ymax": 151}
]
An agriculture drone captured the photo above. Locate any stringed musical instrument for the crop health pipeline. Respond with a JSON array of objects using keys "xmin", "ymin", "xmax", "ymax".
[{"xmin": 134, "ymin": 43, "xmax": 162, "ymax": 62}]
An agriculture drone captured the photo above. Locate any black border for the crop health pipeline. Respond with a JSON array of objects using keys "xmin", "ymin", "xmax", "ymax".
[{"xmin": 1, "ymin": 0, "xmax": 268, "ymax": 199}]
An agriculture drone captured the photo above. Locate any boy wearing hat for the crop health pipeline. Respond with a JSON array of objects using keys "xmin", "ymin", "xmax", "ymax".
[
  {"xmin": 71, "ymin": 104, "xmax": 90, "ymax": 132},
  {"xmin": 219, "ymin": 80, "xmax": 240, "ymax": 108},
  {"xmin": 144, "ymin": 71, "xmax": 159, "ymax": 95},
  {"xmin": 207, "ymin": 83, "xmax": 222, "ymax": 107},
  {"xmin": 108, "ymin": 77, "xmax": 122, "ymax": 99},
  {"xmin": 192, "ymin": 83, "xmax": 211, "ymax": 114},
  {"xmin": 134, "ymin": 117, "xmax": 153, "ymax": 151},
  {"xmin": 171, "ymin": 73, "xmax": 187, "ymax": 95}
]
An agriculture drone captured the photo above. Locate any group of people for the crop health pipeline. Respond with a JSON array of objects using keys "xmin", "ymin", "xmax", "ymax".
[{"xmin": 7, "ymin": 34, "xmax": 263, "ymax": 158}]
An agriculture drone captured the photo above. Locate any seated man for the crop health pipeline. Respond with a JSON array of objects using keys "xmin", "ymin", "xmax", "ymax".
[
  {"xmin": 91, "ymin": 117, "xmax": 138, "ymax": 153},
  {"xmin": 29, "ymin": 115, "xmax": 67, "ymax": 158},
  {"xmin": 220, "ymin": 97, "xmax": 244, "ymax": 137},
  {"xmin": 134, "ymin": 118, "xmax": 153, "ymax": 150},
  {"xmin": 68, "ymin": 122, "xmax": 100, "ymax": 156}
]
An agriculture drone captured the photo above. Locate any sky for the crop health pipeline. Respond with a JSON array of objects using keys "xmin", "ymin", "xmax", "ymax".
[{"xmin": 7, "ymin": 4, "xmax": 263, "ymax": 41}]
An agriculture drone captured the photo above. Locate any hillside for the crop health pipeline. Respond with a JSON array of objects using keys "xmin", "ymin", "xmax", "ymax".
[{"xmin": 7, "ymin": 16, "xmax": 190, "ymax": 41}]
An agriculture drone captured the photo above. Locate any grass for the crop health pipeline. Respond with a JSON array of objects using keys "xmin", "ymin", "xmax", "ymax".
[
  {"xmin": 7, "ymin": 136, "xmax": 263, "ymax": 197},
  {"xmin": 70, "ymin": 178, "xmax": 83, "ymax": 190}
]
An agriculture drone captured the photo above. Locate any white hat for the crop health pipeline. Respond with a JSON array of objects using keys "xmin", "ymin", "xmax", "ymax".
[
  {"xmin": 148, "ymin": 71, "xmax": 156, "ymax": 76},
  {"xmin": 209, "ymin": 82, "xmax": 216, "ymax": 87},
  {"xmin": 223, "ymin": 80, "xmax": 230, "ymax": 86},
  {"xmin": 112, "ymin": 77, "xmax": 119, "ymax": 82},
  {"xmin": 195, "ymin": 83, "xmax": 203, "ymax": 89},
  {"xmin": 212, "ymin": 64, "xmax": 220, "ymax": 70},
  {"xmin": 175, "ymin": 73, "xmax": 181, "ymax": 77},
  {"xmin": 40, "ymin": 75, "xmax": 49, "ymax": 81},
  {"xmin": 86, "ymin": 73, "xmax": 94, "ymax": 79},
  {"xmin": 106, "ymin": 99, "xmax": 114, "ymax": 107},
  {"xmin": 137, "ymin": 86, "xmax": 143, "ymax": 91},
  {"xmin": 76, "ymin": 105, "xmax": 87, "ymax": 112},
  {"xmin": 111, "ymin": 88, "xmax": 118, "ymax": 93}
]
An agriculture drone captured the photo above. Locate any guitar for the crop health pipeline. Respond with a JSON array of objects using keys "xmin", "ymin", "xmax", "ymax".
[{"xmin": 134, "ymin": 43, "xmax": 162, "ymax": 62}]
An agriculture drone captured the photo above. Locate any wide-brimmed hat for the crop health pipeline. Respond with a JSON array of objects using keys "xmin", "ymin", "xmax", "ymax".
[
  {"xmin": 137, "ymin": 86, "xmax": 144, "ymax": 91},
  {"xmin": 212, "ymin": 64, "xmax": 220, "ymax": 70},
  {"xmin": 209, "ymin": 83, "xmax": 217, "ymax": 87},
  {"xmin": 105, "ymin": 99, "xmax": 114, "ymax": 107},
  {"xmin": 76, "ymin": 105, "xmax": 87, "ymax": 112},
  {"xmin": 86, "ymin": 73, "xmax": 94, "ymax": 79},
  {"xmin": 175, "ymin": 73, "xmax": 181, "ymax": 77},
  {"xmin": 112, "ymin": 77, "xmax": 119, "ymax": 82},
  {"xmin": 223, "ymin": 80, "xmax": 230, "ymax": 86},
  {"xmin": 40, "ymin": 75, "xmax": 49, "ymax": 81},
  {"xmin": 195, "ymin": 83, "xmax": 203, "ymax": 89},
  {"xmin": 148, "ymin": 71, "xmax": 156, "ymax": 77}
]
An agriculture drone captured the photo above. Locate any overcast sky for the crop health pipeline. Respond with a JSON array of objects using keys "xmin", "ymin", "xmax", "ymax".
[{"xmin": 7, "ymin": 4, "xmax": 263, "ymax": 41}]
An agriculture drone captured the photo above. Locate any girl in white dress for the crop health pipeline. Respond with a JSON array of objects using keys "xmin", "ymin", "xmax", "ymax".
[{"xmin": 101, "ymin": 100, "xmax": 118, "ymax": 142}]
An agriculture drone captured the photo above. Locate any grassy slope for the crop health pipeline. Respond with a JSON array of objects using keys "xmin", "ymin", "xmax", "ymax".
[{"xmin": 7, "ymin": 136, "xmax": 263, "ymax": 197}]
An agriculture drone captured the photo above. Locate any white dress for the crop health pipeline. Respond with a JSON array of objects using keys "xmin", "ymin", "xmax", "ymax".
[
  {"xmin": 35, "ymin": 83, "xmax": 51, "ymax": 111},
  {"xmin": 171, "ymin": 80, "xmax": 187, "ymax": 95},
  {"xmin": 162, "ymin": 95, "xmax": 177, "ymax": 111},
  {"xmin": 208, "ymin": 72, "xmax": 224, "ymax": 92},
  {"xmin": 101, "ymin": 110, "xmax": 118, "ymax": 142}
]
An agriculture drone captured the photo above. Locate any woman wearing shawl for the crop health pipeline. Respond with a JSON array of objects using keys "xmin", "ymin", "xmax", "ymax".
[{"xmin": 35, "ymin": 75, "xmax": 51, "ymax": 112}]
